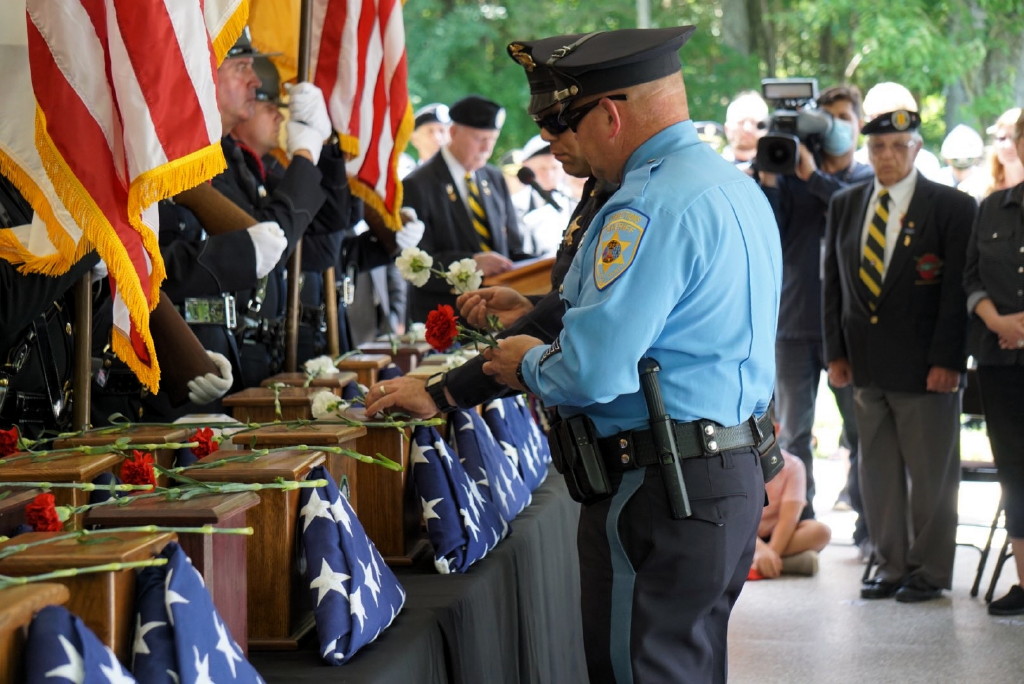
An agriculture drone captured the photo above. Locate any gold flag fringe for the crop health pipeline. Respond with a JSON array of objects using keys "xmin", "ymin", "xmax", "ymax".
[{"xmin": 210, "ymin": 0, "xmax": 249, "ymax": 65}]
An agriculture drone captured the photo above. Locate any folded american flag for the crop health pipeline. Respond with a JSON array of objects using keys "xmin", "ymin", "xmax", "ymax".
[
  {"xmin": 412, "ymin": 425, "xmax": 508, "ymax": 573},
  {"xmin": 299, "ymin": 465, "xmax": 406, "ymax": 664},
  {"xmin": 25, "ymin": 605, "xmax": 135, "ymax": 683},
  {"xmin": 452, "ymin": 409, "xmax": 531, "ymax": 522},
  {"xmin": 483, "ymin": 396, "xmax": 552, "ymax": 491},
  {"xmin": 132, "ymin": 542, "xmax": 262, "ymax": 683}
]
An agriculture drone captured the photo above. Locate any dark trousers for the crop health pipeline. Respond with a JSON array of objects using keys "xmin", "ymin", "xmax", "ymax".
[
  {"xmin": 577, "ymin": 448, "xmax": 764, "ymax": 683},
  {"xmin": 977, "ymin": 365, "xmax": 1024, "ymax": 537}
]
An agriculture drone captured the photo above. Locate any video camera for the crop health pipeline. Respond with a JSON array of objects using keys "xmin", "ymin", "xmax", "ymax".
[{"xmin": 756, "ymin": 78, "xmax": 834, "ymax": 174}]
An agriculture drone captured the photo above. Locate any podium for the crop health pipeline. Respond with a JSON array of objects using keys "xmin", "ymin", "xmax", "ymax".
[
  {"xmin": 483, "ymin": 257, "xmax": 554, "ymax": 296},
  {"xmin": 0, "ymin": 584, "xmax": 70, "ymax": 684}
]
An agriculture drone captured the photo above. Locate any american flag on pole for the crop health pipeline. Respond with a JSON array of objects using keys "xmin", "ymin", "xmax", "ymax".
[
  {"xmin": 132, "ymin": 542, "xmax": 263, "ymax": 683},
  {"xmin": 25, "ymin": 605, "xmax": 136, "ymax": 683},
  {"xmin": 0, "ymin": 1, "xmax": 237, "ymax": 392},
  {"xmin": 412, "ymin": 425, "xmax": 508, "ymax": 574},
  {"xmin": 483, "ymin": 396, "xmax": 552, "ymax": 492},
  {"xmin": 452, "ymin": 409, "xmax": 532, "ymax": 523},
  {"xmin": 309, "ymin": 0, "xmax": 413, "ymax": 231},
  {"xmin": 299, "ymin": 465, "xmax": 406, "ymax": 664}
]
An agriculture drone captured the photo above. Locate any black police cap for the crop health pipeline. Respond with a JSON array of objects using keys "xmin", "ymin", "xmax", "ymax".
[
  {"xmin": 542, "ymin": 26, "xmax": 696, "ymax": 104},
  {"xmin": 861, "ymin": 109, "xmax": 921, "ymax": 135},
  {"xmin": 414, "ymin": 103, "xmax": 451, "ymax": 129},
  {"xmin": 253, "ymin": 57, "xmax": 282, "ymax": 105},
  {"xmin": 225, "ymin": 27, "xmax": 280, "ymax": 60},
  {"xmin": 507, "ymin": 33, "xmax": 584, "ymax": 116},
  {"xmin": 449, "ymin": 95, "xmax": 506, "ymax": 130}
]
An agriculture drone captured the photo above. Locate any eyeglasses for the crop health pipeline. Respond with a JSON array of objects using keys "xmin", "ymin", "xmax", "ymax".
[
  {"xmin": 533, "ymin": 111, "xmax": 569, "ymax": 136},
  {"xmin": 560, "ymin": 94, "xmax": 628, "ymax": 132},
  {"xmin": 866, "ymin": 139, "xmax": 918, "ymax": 156},
  {"xmin": 994, "ymin": 135, "xmax": 1015, "ymax": 145}
]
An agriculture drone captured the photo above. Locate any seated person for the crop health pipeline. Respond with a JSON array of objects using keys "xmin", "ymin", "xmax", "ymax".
[{"xmin": 750, "ymin": 449, "xmax": 832, "ymax": 579}]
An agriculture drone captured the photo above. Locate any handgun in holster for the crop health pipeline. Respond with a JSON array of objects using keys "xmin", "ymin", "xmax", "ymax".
[{"xmin": 548, "ymin": 414, "xmax": 612, "ymax": 505}]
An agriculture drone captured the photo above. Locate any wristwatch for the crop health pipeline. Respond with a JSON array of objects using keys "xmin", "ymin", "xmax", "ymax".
[
  {"xmin": 515, "ymin": 361, "xmax": 528, "ymax": 391},
  {"xmin": 425, "ymin": 372, "xmax": 457, "ymax": 413}
]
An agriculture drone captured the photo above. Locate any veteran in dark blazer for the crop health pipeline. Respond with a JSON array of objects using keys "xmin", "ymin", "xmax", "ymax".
[
  {"xmin": 402, "ymin": 95, "xmax": 531, "ymax": 324},
  {"xmin": 824, "ymin": 110, "xmax": 977, "ymax": 603}
]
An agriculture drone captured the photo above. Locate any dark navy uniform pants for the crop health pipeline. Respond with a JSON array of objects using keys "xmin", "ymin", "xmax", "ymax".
[{"xmin": 578, "ymin": 447, "xmax": 764, "ymax": 683}]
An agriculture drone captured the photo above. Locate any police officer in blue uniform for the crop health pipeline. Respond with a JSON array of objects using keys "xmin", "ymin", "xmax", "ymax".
[{"xmin": 483, "ymin": 27, "xmax": 782, "ymax": 683}]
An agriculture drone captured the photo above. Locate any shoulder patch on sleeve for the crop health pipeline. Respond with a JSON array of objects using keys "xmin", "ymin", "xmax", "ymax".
[{"xmin": 593, "ymin": 208, "xmax": 649, "ymax": 290}]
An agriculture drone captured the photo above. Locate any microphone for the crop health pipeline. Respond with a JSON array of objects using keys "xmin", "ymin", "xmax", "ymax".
[{"xmin": 517, "ymin": 166, "xmax": 562, "ymax": 211}]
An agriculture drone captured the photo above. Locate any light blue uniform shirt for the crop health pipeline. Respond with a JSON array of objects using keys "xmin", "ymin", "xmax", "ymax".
[{"xmin": 520, "ymin": 121, "xmax": 782, "ymax": 437}]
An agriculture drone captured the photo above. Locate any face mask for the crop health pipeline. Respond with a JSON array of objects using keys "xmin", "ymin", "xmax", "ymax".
[{"xmin": 823, "ymin": 118, "xmax": 855, "ymax": 156}]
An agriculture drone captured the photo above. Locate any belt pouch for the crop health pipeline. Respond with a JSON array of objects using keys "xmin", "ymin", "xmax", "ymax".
[{"xmin": 549, "ymin": 414, "xmax": 611, "ymax": 505}]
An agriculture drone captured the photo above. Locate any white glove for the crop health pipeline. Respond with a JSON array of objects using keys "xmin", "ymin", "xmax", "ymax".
[
  {"xmin": 288, "ymin": 82, "xmax": 332, "ymax": 139},
  {"xmin": 246, "ymin": 221, "xmax": 287, "ymax": 278},
  {"xmin": 91, "ymin": 259, "xmax": 108, "ymax": 283},
  {"xmin": 395, "ymin": 207, "xmax": 425, "ymax": 251},
  {"xmin": 287, "ymin": 120, "xmax": 325, "ymax": 165},
  {"xmin": 187, "ymin": 350, "xmax": 233, "ymax": 405}
]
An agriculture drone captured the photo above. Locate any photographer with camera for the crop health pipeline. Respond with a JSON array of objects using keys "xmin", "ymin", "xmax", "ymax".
[{"xmin": 758, "ymin": 84, "xmax": 873, "ymax": 541}]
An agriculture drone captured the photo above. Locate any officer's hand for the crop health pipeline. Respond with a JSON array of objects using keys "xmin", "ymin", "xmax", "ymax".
[
  {"xmin": 288, "ymin": 82, "xmax": 332, "ymax": 139},
  {"xmin": 473, "ymin": 252, "xmax": 513, "ymax": 276},
  {"xmin": 457, "ymin": 287, "xmax": 532, "ymax": 329},
  {"xmin": 246, "ymin": 221, "xmax": 287, "ymax": 278},
  {"xmin": 187, "ymin": 351, "xmax": 233, "ymax": 405},
  {"xmin": 394, "ymin": 207, "xmax": 425, "ymax": 251},
  {"xmin": 481, "ymin": 335, "xmax": 543, "ymax": 391},
  {"xmin": 364, "ymin": 376, "xmax": 438, "ymax": 419},
  {"xmin": 827, "ymin": 359, "xmax": 852, "ymax": 388},
  {"xmin": 91, "ymin": 259, "xmax": 108, "ymax": 283}
]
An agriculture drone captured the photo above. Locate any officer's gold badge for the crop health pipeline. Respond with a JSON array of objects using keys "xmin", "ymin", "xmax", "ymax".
[{"xmin": 593, "ymin": 208, "xmax": 648, "ymax": 289}]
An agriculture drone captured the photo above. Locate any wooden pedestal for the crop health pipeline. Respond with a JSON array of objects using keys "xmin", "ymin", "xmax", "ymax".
[
  {"xmin": 335, "ymin": 353, "xmax": 391, "ymax": 387},
  {"xmin": 0, "ymin": 532, "xmax": 174, "ymax": 662},
  {"xmin": 358, "ymin": 341, "xmax": 433, "ymax": 374},
  {"xmin": 259, "ymin": 370, "xmax": 357, "ymax": 393},
  {"xmin": 0, "ymin": 489, "xmax": 39, "ymax": 536},
  {"xmin": 222, "ymin": 386, "xmax": 321, "ymax": 423},
  {"xmin": 0, "ymin": 583, "xmax": 70, "ymax": 684},
  {"xmin": 229, "ymin": 424, "xmax": 366, "ymax": 514},
  {"xmin": 0, "ymin": 452, "xmax": 123, "ymax": 528},
  {"xmin": 85, "ymin": 492, "xmax": 260, "ymax": 655},
  {"xmin": 185, "ymin": 449, "xmax": 326, "ymax": 650},
  {"xmin": 53, "ymin": 425, "xmax": 191, "ymax": 487},
  {"xmin": 352, "ymin": 426, "xmax": 428, "ymax": 565}
]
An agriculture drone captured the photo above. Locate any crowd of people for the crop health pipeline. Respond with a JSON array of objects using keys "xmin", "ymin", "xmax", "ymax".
[{"xmin": 3, "ymin": 20, "xmax": 1024, "ymax": 684}]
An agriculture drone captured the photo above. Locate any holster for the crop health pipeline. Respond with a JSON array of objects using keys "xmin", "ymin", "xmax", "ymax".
[{"xmin": 548, "ymin": 414, "xmax": 612, "ymax": 505}]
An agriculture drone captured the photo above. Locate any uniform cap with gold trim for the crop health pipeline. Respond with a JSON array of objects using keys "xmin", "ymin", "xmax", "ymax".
[
  {"xmin": 861, "ymin": 109, "xmax": 921, "ymax": 135},
  {"xmin": 507, "ymin": 34, "xmax": 584, "ymax": 115}
]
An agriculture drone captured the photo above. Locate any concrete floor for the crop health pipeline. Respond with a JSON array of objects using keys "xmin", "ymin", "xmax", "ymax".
[{"xmin": 728, "ymin": 455, "xmax": 1024, "ymax": 684}]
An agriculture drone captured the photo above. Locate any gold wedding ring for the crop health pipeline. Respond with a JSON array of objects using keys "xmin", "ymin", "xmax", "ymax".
[{"xmin": 379, "ymin": 385, "xmax": 388, "ymax": 395}]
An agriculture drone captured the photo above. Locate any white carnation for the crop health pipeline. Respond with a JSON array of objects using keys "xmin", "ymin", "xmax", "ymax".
[
  {"xmin": 396, "ymin": 247, "xmax": 434, "ymax": 288},
  {"xmin": 310, "ymin": 390, "xmax": 340, "ymax": 419},
  {"xmin": 303, "ymin": 355, "xmax": 339, "ymax": 377},
  {"xmin": 445, "ymin": 258, "xmax": 483, "ymax": 293}
]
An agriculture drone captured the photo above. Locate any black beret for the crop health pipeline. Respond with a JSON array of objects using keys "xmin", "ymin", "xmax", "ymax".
[
  {"xmin": 253, "ymin": 57, "xmax": 282, "ymax": 105},
  {"xmin": 449, "ymin": 95, "xmax": 506, "ymax": 130},
  {"xmin": 542, "ymin": 26, "xmax": 696, "ymax": 104},
  {"xmin": 861, "ymin": 109, "xmax": 921, "ymax": 135},
  {"xmin": 507, "ymin": 34, "xmax": 584, "ymax": 115},
  {"xmin": 413, "ymin": 103, "xmax": 451, "ymax": 129}
]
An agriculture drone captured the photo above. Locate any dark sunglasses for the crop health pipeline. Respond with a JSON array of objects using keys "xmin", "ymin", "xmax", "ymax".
[
  {"xmin": 533, "ymin": 111, "xmax": 569, "ymax": 135},
  {"xmin": 561, "ymin": 94, "xmax": 628, "ymax": 132}
]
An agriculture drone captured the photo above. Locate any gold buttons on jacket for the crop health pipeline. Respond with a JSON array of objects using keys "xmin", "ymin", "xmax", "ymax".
[{"xmin": 870, "ymin": 315, "xmax": 879, "ymax": 324}]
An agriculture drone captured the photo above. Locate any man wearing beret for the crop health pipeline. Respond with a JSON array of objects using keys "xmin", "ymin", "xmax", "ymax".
[
  {"xmin": 483, "ymin": 26, "xmax": 781, "ymax": 683},
  {"xmin": 402, "ymin": 95, "xmax": 532, "ymax": 324},
  {"xmin": 824, "ymin": 110, "xmax": 977, "ymax": 602}
]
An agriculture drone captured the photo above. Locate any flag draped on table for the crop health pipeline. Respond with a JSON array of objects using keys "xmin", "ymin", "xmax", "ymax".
[
  {"xmin": 132, "ymin": 542, "xmax": 262, "ymax": 683},
  {"xmin": 452, "ymin": 409, "xmax": 532, "ymax": 523},
  {"xmin": 299, "ymin": 465, "xmax": 406, "ymax": 664},
  {"xmin": 412, "ymin": 425, "xmax": 508, "ymax": 574},
  {"xmin": 307, "ymin": 0, "xmax": 413, "ymax": 231},
  {"xmin": 0, "ymin": 0, "xmax": 237, "ymax": 391},
  {"xmin": 483, "ymin": 396, "xmax": 552, "ymax": 491},
  {"xmin": 25, "ymin": 605, "xmax": 136, "ymax": 682}
]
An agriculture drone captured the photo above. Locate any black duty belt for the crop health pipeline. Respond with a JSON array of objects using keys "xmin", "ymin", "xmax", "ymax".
[
  {"xmin": 181, "ymin": 295, "xmax": 236, "ymax": 328},
  {"xmin": 598, "ymin": 409, "xmax": 774, "ymax": 472}
]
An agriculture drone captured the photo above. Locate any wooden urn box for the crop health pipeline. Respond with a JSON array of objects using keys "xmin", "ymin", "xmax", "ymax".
[
  {"xmin": 0, "ymin": 583, "xmax": 70, "ymax": 684},
  {"xmin": 86, "ymin": 491, "xmax": 260, "ymax": 655},
  {"xmin": 0, "ymin": 451, "xmax": 123, "ymax": 528},
  {"xmin": 358, "ymin": 340, "xmax": 433, "ymax": 374},
  {"xmin": 0, "ymin": 531, "xmax": 175, "ymax": 662},
  {"xmin": 260, "ymin": 370, "xmax": 357, "ymax": 393},
  {"xmin": 183, "ymin": 448, "xmax": 326, "ymax": 650},
  {"xmin": 335, "ymin": 353, "xmax": 392, "ymax": 387},
  {"xmin": 53, "ymin": 424, "xmax": 192, "ymax": 487},
  {"xmin": 222, "ymin": 385, "xmax": 321, "ymax": 423}
]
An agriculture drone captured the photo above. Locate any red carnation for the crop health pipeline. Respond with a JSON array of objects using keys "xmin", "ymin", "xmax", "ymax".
[
  {"xmin": 121, "ymin": 450, "xmax": 157, "ymax": 491},
  {"xmin": 190, "ymin": 427, "xmax": 220, "ymax": 458},
  {"xmin": 425, "ymin": 304, "xmax": 460, "ymax": 352},
  {"xmin": 0, "ymin": 426, "xmax": 19, "ymax": 457},
  {"xmin": 25, "ymin": 492, "xmax": 63, "ymax": 532}
]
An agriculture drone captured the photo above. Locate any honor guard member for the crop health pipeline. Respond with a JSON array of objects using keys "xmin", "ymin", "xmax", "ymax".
[
  {"xmin": 402, "ymin": 94, "xmax": 533, "ymax": 324},
  {"xmin": 365, "ymin": 35, "xmax": 616, "ymax": 417},
  {"xmin": 481, "ymin": 27, "xmax": 782, "ymax": 683}
]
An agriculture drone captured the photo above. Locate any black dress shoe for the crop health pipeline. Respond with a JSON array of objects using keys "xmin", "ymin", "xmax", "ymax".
[
  {"xmin": 895, "ymin": 575, "xmax": 942, "ymax": 603},
  {"xmin": 988, "ymin": 585, "xmax": 1024, "ymax": 616},
  {"xmin": 860, "ymin": 577, "xmax": 900, "ymax": 599}
]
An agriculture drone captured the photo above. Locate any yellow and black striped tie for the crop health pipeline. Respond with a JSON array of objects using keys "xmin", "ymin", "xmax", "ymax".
[
  {"xmin": 859, "ymin": 189, "xmax": 889, "ymax": 310},
  {"xmin": 465, "ymin": 172, "xmax": 493, "ymax": 251}
]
